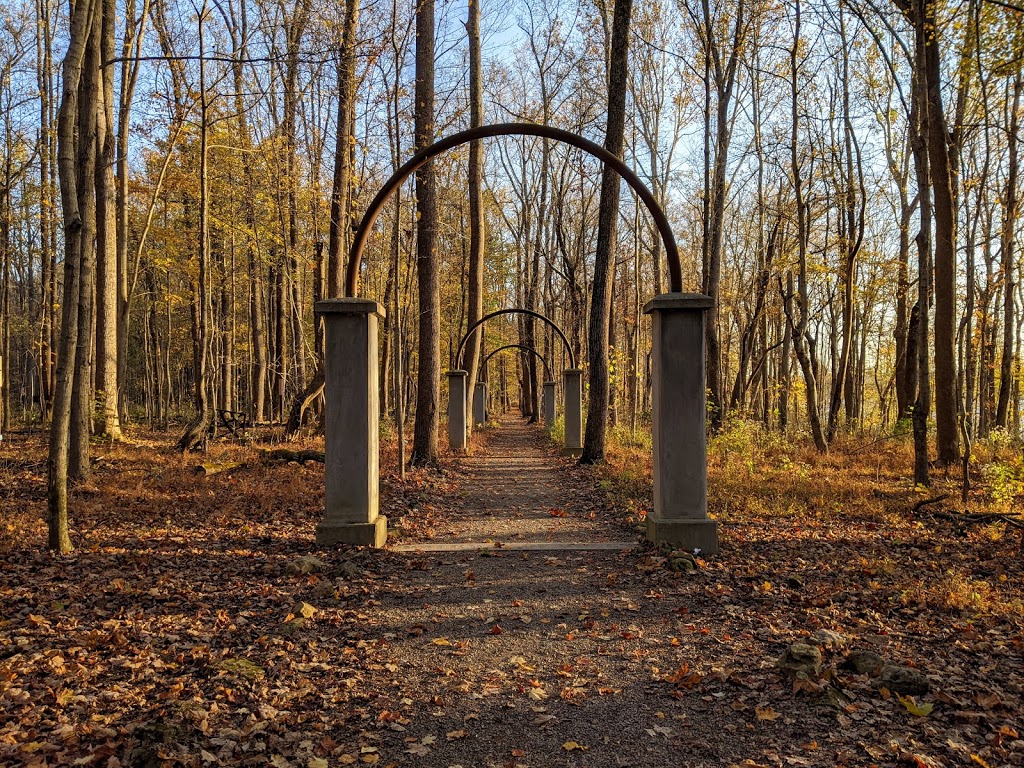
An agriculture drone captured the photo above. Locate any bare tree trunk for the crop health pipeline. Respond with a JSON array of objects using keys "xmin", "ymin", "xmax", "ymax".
[
  {"xmin": 327, "ymin": 0, "xmax": 359, "ymax": 298},
  {"xmin": 582, "ymin": 0, "xmax": 632, "ymax": 464},
  {"xmin": 36, "ymin": 0, "xmax": 57, "ymax": 420},
  {"xmin": 909, "ymin": 7, "xmax": 932, "ymax": 485},
  {"xmin": 827, "ymin": 5, "xmax": 865, "ymax": 443},
  {"xmin": 177, "ymin": 2, "xmax": 213, "ymax": 451},
  {"xmin": 411, "ymin": 0, "xmax": 439, "ymax": 464},
  {"xmin": 996, "ymin": 71, "xmax": 1021, "ymax": 429},
  {"xmin": 48, "ymin": 0, "xmax": 98, "ymax": 552},
  {"xmin": 69, "ymin": 6, "xmax": 102, "ymax": 481},
  {"xmin": 689, "ymin": 0, "xmax": 747, "ymax": 431},
  {"xmin": 463, "ymin": 0, "xmax": 485, "ymax": 430},
  {"xmin": 778, "ymin": 294, "xmax": 791, "ymax": 432},
  {"xmin": 895, "ymin": 201, "xmax": 915, "ymax": 420},
  {"xmin": 221, "ymin": 0, "xmax": 265, "ymax": 424},
  {"xmin": 115, "ymin": 0, "xmax": 148, "ymax": 426},
  {"xmin": 921, "ymin": 0, "xmax": 960, "ymax": 463},
  {"xmin": 95, "ymin": 0, "xmax": 120, "ymax": 439},
  {"xmin": 785, "ymin": 0, "xmax": 826, "ymax": 453}
]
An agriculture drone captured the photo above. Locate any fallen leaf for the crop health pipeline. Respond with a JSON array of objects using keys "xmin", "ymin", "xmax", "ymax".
[
  {"xmin": 562, "ymin": 741, "xmax": 588, "ymax": 751},
  {"xmin": 755, "ymin": 705, "xmax": 782, "ymax": 721},
  {"xmin": 665, "ymin": 662, "xmax": 703, "ymax": 688},
  {"xmin": 897, "ymin": 694, "xmax": 934, "ymax": 717}
]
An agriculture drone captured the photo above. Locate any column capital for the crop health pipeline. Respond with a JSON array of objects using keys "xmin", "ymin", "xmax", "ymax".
[
  {"xmin": 315, "ymin": 298, "xmax": 386, "ymax": 319},
  {"xmin": 643, "ymin": 293, "xmax": 713, "ymax": 314},
  {"xmin": 446, "ymin": 369, "xmax": 468, "ymax": 378}
]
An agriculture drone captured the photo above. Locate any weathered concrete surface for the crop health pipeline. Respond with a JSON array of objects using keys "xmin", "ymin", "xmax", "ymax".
[
  {"xmin": 562, "ymin": 369, "xmax": 583, "ymax": 456},
  {"xmin": 392, "ymin": 540, "xmax": 636, "ymax": 553},
  {"xmin": 447, "ymin": 371, "xmax": 468, "ymax": 452},
  {"xmin": 315, "ymin": 298, "xmax": 387, "ymax": 547},
  {"xmin": 473, "ymin": 382, "xmax": 487, "ymax": 427},
  {"xmin": 542, "ymin": 381, "xmax": 556, "ymax": 433},
  {"xmin": 643, "ymin": 293, "xmax": 718, "ymax": 554},
  {"xmin": 316, "ymin": 517, "xmax": 387, "ymax": 547}
]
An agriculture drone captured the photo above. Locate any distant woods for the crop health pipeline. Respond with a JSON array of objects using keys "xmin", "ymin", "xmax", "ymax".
[{"xmin": 0, "ymin": 0, "xmax": 1020, "ymax": 550}]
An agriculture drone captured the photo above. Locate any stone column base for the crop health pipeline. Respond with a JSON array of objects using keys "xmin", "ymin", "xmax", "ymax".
[
  {"xmin": 646, "ymin": 515, "xmax": 718, "ymax": 554},
  {"xmin": 316, "ymin": 516, "xmax": 388, "ymax": 547},
  {"xmin": 561, "ymin": 445, "xmax": 583, "ymax": 457}
]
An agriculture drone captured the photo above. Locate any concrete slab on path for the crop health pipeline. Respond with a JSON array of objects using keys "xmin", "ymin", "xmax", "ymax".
[{"xmin": 390, "ymin": 540, "xmax": 637, "ymax": 552}]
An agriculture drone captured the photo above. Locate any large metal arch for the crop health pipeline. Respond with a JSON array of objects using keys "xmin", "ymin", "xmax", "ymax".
[
  {"xmin": 455, "ymin": 308, "xmax": 575, "ymax": 370},
  {"xmin": 483, "ymin": 344, "xmax": 552, "ymax": 382},
  {"xmin": 345, "ymin": 122, "xmax": 683, "ymax": 298}
]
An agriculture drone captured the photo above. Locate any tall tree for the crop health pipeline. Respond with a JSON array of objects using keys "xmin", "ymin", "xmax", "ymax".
[
  {"xmin": 115, "ymin": 0, "xmax": 150, "ymax": 425},
  {"xmin": 411, "ymin": 0, "xmax": 440, "ymax": 464},
  {"xmin": 908, "ymin": 0, "xmax": 932, "ymax": 485},
  {"xmin": 825, "ymin": 3, "xmax": 866, "ymax": 442},
  {"xmin": 327, "ymin": 0, "xmax": 360, "ymax": 298},
  {"xmin": 69, "ymin": 1, "xmax": 102, "ymax": 480},
  {"xmin": 922, "ymin": 0, "xmax": 960, "ymax": 464},
  {"xmin": 464, "ymin": 0, "xmax": 485, "ymax": 429},
  {"xmin": 995, "ymin": 70, "xmax": 1021, "ymax": 428},
  {"xmin": 581, "ymin": 0, "xmax": 632, "ymax": 464},
  {"xmin": 48, "ymin": 0, "xmax": 100, "ymax": 552},
  {"xmin": 784, "ymin": 0, "xmax": 827, "ymax": 453},
  {"xmin": 686, "ymin": 0, "xmax": 748, "ymax": 431},
  {"xmin": 176, "ymin": 0, "xmax": 213, "ymax": 451},
  {"xmin": 95, "ymin": 0, "xmax": 120, "ymax": 439}
]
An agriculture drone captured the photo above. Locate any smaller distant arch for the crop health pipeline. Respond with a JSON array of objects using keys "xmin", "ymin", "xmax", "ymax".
[
  {"xmin": 482, "ymin": 344, "xmax": 552, "ymax": 382},
  {"xmin": 455, "ymin": 308, "xmax": 576, "ymax": 370}
]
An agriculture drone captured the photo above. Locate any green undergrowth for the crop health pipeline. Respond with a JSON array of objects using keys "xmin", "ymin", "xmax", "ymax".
[{"xmin": 548, "ymin": 414, "xmax": 565, "ymax": 447}]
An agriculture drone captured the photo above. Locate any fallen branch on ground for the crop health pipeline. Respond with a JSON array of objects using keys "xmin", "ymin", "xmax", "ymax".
[{"xmin": 912, "ymin": 494, "xmax": 949, "ymax": 514}]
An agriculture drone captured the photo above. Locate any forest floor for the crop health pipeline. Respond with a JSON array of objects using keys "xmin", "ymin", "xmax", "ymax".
[{"xmin": 1, "ymin": 416, "xmax": 1023, "ymax": 768}]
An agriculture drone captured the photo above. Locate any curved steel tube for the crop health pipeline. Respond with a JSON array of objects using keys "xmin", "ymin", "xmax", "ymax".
[
  {"xmin": 483, "ymin": 344, "xmax": 552, "ymax": 382},
  {"xmin": 345, "ymin": 122, "xmax": 682, "ymax": 297},
  {"xmin": 455, "ymin": 308, "xmax": 575, "ymax": 370}
]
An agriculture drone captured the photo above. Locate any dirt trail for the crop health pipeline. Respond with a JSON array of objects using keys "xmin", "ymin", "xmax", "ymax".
[
  {"xmin": 353, "ymin": 418, "xmax": 812, "ymax": 768},
  {"xmin": 398, "ymin": 417, "xmax": 621, "ymax": 547}
]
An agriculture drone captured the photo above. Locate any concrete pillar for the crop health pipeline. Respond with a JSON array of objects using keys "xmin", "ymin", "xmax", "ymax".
[
  {"xmin": 542, "ymin": 381, "xmax": 556, "ymax": 433},
  {"xmin": 562, "ymin": 368, "xmax": 583, "ymax": 455},
  {"xmin": 314, "ymin": 299, "xmax": 387, "ymax": 547},
  {"xmin": 643, "ymin": 293, "xmax": 718, "ymax": 554},
  {"xmin": 447, "ymin": 370, "xmax": 468, "ymax": 452},
  {"xmin": 473, "ymin": 382, "xmax": 487, "ymax": 427}
]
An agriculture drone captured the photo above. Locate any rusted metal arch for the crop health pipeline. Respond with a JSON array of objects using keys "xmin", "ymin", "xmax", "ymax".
[
  {"xmin": 344, "ymin": 122, "xmax": 683, "ymax": 298},
  {"xmin": 482, "ymin": 344, "xmax": 552, "ymax": 382},
  {"xmin": 455, "ymin": 308, "xmax": 575, "ymax": 370}
]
